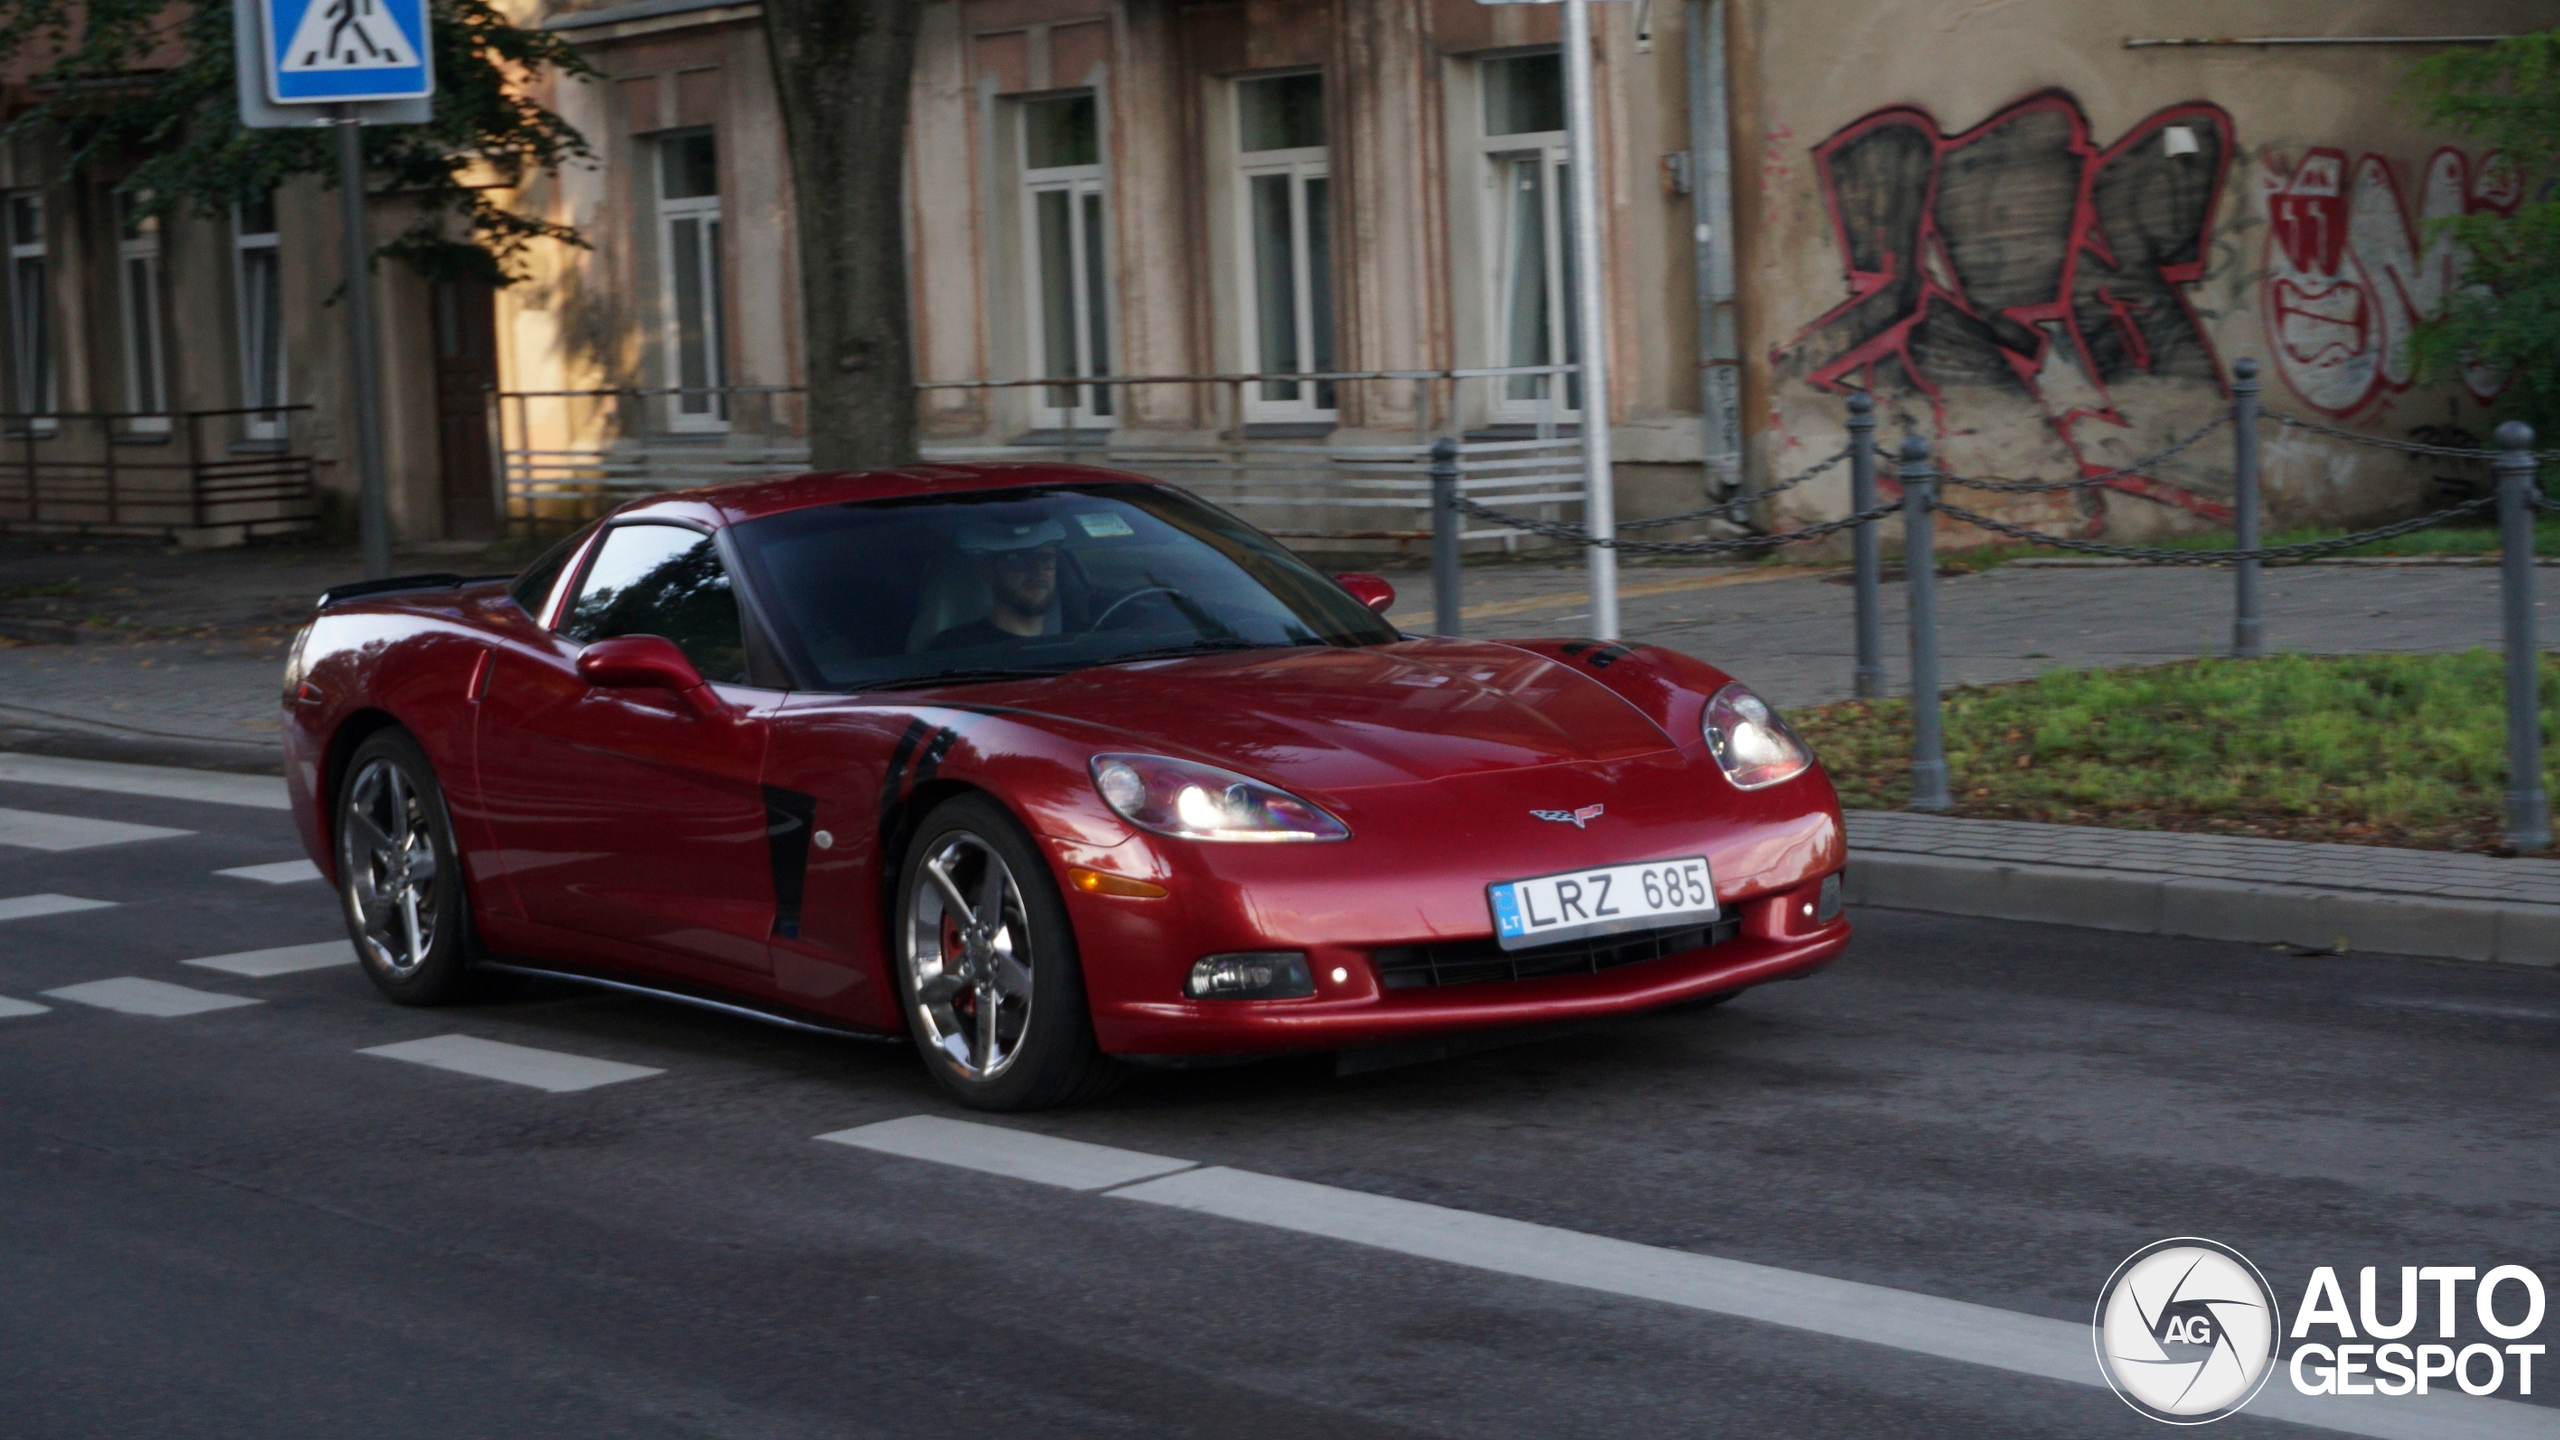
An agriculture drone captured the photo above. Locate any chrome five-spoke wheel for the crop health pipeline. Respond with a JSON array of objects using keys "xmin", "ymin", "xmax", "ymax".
[
  {"xmin": 335, "ymin": 728, "xmax": 473, "ymax": 1004},
  {"xmin": 342, "ymin": 756, "xmax": 442, "ymax": 975},
  {"xmin": 902, "ymin": 830, "xmax": 1034, "ymax": 1081},
  {"xmin": 896, "ymin": 793, "xmax": 1118, "ymax": 1110}
]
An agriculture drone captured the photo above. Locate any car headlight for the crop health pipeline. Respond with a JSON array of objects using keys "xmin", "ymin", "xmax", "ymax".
[
  {"xmin": 1089, "ymin": 754, "xmax": 1349, "ymax": 842},
  {"xmin": 1701, "ymin": 683, "xmax": 1812, "ymax": 789}
]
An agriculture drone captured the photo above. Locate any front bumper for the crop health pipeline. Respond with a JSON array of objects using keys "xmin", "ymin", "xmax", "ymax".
[
  {"xmin": 1047, "ymin": 797, "xmax": 1849, "ymax": 1056},
  {"xmin": 1093, "ymin": 905, "xmax": 1847, "ymax": 1056}
]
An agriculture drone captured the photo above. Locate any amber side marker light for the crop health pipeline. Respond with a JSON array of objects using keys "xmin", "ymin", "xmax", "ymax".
[{"xmin": 1068, "ymin": 866, "xmax": 1169, "ymax": 899}]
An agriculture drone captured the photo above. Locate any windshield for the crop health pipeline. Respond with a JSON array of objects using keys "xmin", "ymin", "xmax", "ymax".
[{"xmin": 726, "ymin": 481, "xmax": 1401, "ymax": 691}]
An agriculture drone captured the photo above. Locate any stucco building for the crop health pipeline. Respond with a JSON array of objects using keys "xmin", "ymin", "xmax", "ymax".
[{"xmin": 0, "ymin": 2, "xmax": 2544, "ymax": 550}]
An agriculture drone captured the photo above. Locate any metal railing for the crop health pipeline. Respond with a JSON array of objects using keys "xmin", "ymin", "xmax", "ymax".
[
  {"xmin": 493, "ymin": 368, "xmax": 1599, "ymax": 549},
  {"xmin": 1431, "ymin": 360, "xmax": 2554, "ymax": 850},
  {"xmin": 0, "ymin": 407, "xmax": 319, "ymax": 537}
]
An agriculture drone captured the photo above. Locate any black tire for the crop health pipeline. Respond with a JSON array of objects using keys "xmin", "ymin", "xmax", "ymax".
[
  {"xmin": 336, "ymin": 728, "xmax": 477, "ymax": 1006},
  {"xmin": 895, "ymin": 793, "xmax": 1121, "ymax": 1110}
]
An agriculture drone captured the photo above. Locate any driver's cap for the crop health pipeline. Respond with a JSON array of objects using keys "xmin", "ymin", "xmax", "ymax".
[{"xmin": 954, "ymin": 516, "xmax": 1066, "ymax": 554}]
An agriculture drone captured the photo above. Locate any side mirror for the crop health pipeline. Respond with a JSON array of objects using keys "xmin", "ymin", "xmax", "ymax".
[
  {"xmin": 1334, "ymin": 572, "xmax": 1396, "ymax": 615},
  {"xmin": 576, "ymin": 635, "xmax": 719, "ymax": 716}
]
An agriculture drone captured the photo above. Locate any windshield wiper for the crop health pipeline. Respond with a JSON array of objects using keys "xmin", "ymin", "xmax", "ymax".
[
  {"xmin": 861, "ymin": 666, "xmax": 1072, "ymax": 691},
  {"xmin": 1101, "ymin": 638, "xmax": 1294, "ymax": 665}
]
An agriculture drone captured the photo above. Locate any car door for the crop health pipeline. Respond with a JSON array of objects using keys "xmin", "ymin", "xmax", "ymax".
[{"xmin": 471, "ymin": 520, "xmax": 780, "ymax": 979}]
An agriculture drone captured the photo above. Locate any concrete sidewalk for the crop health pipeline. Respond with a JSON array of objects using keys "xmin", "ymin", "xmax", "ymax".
[{"xmin": 1846, "ymin": 810, "xmax": 2560, "ymax": 967}]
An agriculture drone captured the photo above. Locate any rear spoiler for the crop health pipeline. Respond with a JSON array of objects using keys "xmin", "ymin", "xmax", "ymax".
[{"xmin": 314, "ymin": 572, "xmax": 514, "ymax": 610}]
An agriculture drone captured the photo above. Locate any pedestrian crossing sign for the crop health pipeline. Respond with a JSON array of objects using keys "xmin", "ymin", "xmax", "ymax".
[{"xmin": 259, "ymin": 0, "xmax": 434, "ymax": 104}]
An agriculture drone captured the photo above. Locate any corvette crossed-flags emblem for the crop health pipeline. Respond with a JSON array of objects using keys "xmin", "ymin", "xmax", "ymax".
[{"xmin": 1529, "ymin": 804, "xmax": 1606, "ymax": 829}]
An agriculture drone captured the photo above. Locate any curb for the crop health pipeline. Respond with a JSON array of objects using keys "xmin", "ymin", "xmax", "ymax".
[{"xmin": 1844, "ymin": 853, "xmax": 2560, "ymax": 967}]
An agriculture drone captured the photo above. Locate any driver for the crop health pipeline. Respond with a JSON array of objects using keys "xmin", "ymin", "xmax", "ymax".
[{"xmin": 930, "ymin": 516, "xmax": 1065, "ymax": 650}]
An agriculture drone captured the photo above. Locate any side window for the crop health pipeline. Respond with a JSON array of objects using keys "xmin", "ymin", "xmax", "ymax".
[
  {"xmin": 558, "ymin": 524, "xmax": 748, "ymax": 685},
  {"xmin": 507, "ymin": 524, "xmax": 593, "ymax": 619}
]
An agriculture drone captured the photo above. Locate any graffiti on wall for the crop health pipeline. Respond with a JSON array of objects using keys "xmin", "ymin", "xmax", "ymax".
[
  {"xmin": 1781, "ymin": 90, "xmax": 2234, "ymax": 514},
  {"xmin": 2259, "ymin": 146, "xmax": 2516, "ymax": 417}
]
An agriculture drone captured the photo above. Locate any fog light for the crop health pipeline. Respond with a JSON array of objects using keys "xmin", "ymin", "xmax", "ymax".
[
  {"xmin": 1186, "ymin": 952, "xmax": 1314, "ymax": 1000},
  {"xmin": 1816, "ymin": 872, "xmax": 1843, "ymax": 923}
]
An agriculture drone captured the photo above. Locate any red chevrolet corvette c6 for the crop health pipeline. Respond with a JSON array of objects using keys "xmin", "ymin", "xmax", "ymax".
[{"xmin": 282, "ymin": 463, "xmax": 1849, "ymax": 1109}]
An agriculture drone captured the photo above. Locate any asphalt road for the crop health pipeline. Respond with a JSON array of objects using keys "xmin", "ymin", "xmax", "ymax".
[{"xmin": 5, "ymin": 767, "xmax": 2558, "ymax": 1438}]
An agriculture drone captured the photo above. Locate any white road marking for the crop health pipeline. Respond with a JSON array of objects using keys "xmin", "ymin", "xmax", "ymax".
[
  {"xmin": 817, "ymin": 1115, "xmax": 1198, "ymax": 1191},
  {"xmin": 0, "ymin": 893, "xmax": 117, "ymax": 922},
  {"xmin": 846, "ymin": 1116, "xmax": 2553, "ymax": 1440},
  {"xmin": 182, "ymin": 941, "xmax": 354, "ymax": 977},
  {"xmin": 0, "ymin": 806, "xmax": 192, "ymax": 851},
  {"xmin": 0, "ymin": 996, "xmax": 50, "ymax": 1017},
  {"xmin": 216, "ymin": 859, "xmax": 323, "ymax": 885},
  {"xmin": 41, "ymin": 977, "xmax": 261, "ymax": 1017},
  {"xmin": 358, "ymin": 1035, "xmax": 663, "ymax": 1093},
  {"xmin": 0, "ymin": 754, "xmax": 289, "ymax": 810}
]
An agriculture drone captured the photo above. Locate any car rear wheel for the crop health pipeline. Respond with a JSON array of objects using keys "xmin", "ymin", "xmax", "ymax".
[
  {"xmin": 337, "ymin": 729, "xmax": 475, "ymax": 1006},
  {"xmin": 897, "ymin": 793, "xmax": 1120, "ymax": 1110}
]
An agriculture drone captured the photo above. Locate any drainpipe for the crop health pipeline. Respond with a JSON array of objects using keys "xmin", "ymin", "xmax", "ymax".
[{"xmin": 1687, "ymin": 0, "xmax": 1743, "ymax": 500}]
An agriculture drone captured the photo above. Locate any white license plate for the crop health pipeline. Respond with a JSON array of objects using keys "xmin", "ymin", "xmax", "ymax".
[{"xmin": 1487, "ymin": 856, "xmax": 1718, "ymax": 952}]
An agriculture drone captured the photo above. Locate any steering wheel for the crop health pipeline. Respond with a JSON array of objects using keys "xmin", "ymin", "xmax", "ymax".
[{"xmin": 1091, "ymin": 586, "xmax": 1188, "ymax": 631}]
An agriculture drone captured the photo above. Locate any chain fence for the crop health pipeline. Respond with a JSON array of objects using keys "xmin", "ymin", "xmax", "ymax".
[
  {"xmin": 1422, "ymin": 360, "xmax": 2554, "ymax": 847},
  {"xmin": 1454, "ymin": 494, "xmax": 1899, "ymax": 556},
  {"xmin": 2275, "ymin": 411, "xmax": 2560, "ymax": 463},
  {"xmin": 1929, "ymin": 494, "xmax": 2502, "ymax": 564},
  {"xmin": 1619, "ymin": 447, "xmax": 1852, "ymax": 529},
  {"xmin": 1937, "ymin": 413, "xmax": 2230, "ymax": 495}
]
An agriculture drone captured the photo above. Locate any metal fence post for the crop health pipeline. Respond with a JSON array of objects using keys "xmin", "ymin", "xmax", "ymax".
[
  {"xmin": 1431, "ymin": 436, "xmax": 1463, "ymax": 637},
  {"xmin": 2497, "ymin": 421, "xmax": 2548, "ymax": 852},
  {"xmin": 1901, "ymin": 433, "xmax": 1951, "ymax": 812},
  {"xmin": 2232, "ymin": 357, "xmax": 2264, "ymax": 658},
  {"xmin": 1848, "ymin": 392, "xmax": 1883, "ymax": 698}
]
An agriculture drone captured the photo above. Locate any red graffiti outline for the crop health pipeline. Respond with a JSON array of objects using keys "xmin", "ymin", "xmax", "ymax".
[
  {"xmin": 2261, "ymin": 145, "xmax": 2513, "ymax": 418},
  {"xmin": 1788, "ymin": 91, "xmax": 2236, "ymax": 521}
]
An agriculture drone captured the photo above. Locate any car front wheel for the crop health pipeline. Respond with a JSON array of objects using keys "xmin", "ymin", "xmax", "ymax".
[{"xmin": 896, "ymin": 793, "xmax": 1119, "ymax": 1110}]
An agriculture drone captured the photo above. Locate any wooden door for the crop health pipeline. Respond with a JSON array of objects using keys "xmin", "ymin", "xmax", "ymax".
[{"xmin": 431, "ymin": 277, "xmax": 500, "ymax": 540}]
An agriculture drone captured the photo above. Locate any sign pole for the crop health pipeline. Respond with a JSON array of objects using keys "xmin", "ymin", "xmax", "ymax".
[
  {"xmin": 333, "ymin": 108, "xmax": 393, "ymax": 580},
  {"xmin": 1561, "ymin": 0, "xmax": 1618, "ymax": 639}
]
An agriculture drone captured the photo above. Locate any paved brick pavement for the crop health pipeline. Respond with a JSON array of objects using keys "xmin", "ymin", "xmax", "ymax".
[{"xmin": 1384, "ymin": 555, "xmax": 2558, "ymax": 708}]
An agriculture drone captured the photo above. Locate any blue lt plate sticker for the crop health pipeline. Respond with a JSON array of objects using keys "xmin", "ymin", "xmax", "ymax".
[
  {"xmin": 1076, "ymin": 512, "xmax": 1135, "ymax": 538},
  {"xmin": 263, "ymin": 0, "xmax": 436, "ymax": 104}
]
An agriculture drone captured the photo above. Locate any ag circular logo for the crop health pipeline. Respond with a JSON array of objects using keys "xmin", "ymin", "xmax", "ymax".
[{"xmin": 2094, "ymin": 1238, "xmax": 2283, "ymax": 1423}]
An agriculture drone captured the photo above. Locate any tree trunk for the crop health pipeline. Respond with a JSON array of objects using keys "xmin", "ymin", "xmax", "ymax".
[{"xmin": 763, "ymin": 0, "xmax": 924, "ymax": 471}]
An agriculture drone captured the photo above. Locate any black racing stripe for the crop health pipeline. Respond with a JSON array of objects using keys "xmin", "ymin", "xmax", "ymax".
[
  {"xmin": 762, "ymin": 785, "xmax": 819, "ymax": 940},
  {"xmin": 1585, "ymin": 643, "xmax": 1634, "ymax": 669},
  {"xmin": 911, "ymin": 725, "xmax": 963, "ymax": 789},
  {"xmin": 1559, "ymin": 639, "xmax": 1596, "ymax": 656},
  {"xmin": 876, "ymin": 718, "xmax": 933, "ymax": 830}
]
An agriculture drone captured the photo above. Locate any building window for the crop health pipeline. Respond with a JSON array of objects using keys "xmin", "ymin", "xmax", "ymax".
[
  {"xmin": 7, "ymin": 191, "xmax": 53, "ymax": 426},
  {"xmin": 658, "ymin": 129, "xmax": 726, "ymax": 431},
  {"xmin": 1021, "ymin": 93, "xmax": 1111, "ymax": 432},
  {"xmin": 1480, "ymin": 53, "xmax": 1578, "ymax": 420},
  {"xmin": 117, "ymin": 191, "xmax": 169, "ymax": 433},
  {"xmin": 1234, "ymin": 72, "xmax": 1333, "ymax": 422},
  {"xmin": 233, "ymin": 193, "xmax": 287, "ymax": 440}
]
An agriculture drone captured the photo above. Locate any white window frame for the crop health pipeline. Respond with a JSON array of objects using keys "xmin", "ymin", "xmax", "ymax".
[
  {"xmin": 7, "ymin": 191, "xmax": 54, "ymax": 431},
  {"xmin": 657, "ymin": 129, "xmax": 727, "ymax": 434},
  {"xmin": 1477, "ymin": 54, "xmax": 1578, "ymax": 424},
  {"xmin": 232, "ymin": 201, "xmax": 288, "ymax": 442},
  {"xmin": 117, "ymin": 191, "xmax": 170, "ymax": 434},
  {"xmin": 1232, "ymin": 71, "xmax": 1334, "ymax": 425},
  {"xmin": 1020, "ymin": 95, "xmax": 1113, "ymax": 434}
]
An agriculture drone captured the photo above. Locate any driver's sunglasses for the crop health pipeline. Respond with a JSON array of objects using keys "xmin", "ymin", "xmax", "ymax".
[{"xmin": 991, "ymin": 544, "xmax": 1060, "ymax": 572}]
